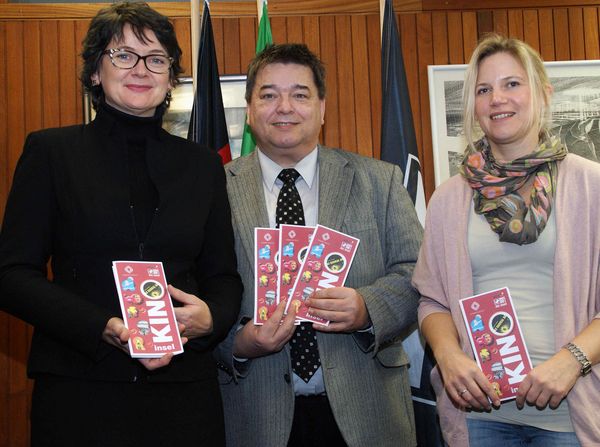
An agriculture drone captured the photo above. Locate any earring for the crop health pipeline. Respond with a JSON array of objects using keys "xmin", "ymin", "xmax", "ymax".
[{"xmin": 164, "ymin": 90, "xmax": 172, "ymax": 107}]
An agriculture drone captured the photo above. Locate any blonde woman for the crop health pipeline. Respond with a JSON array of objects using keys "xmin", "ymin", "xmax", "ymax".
[{"xmin": 413, "ymin": 34, "xmax": 600, "ymax": 446}]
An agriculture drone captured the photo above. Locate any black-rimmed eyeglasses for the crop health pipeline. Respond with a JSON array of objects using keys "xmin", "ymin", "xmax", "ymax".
[{"xmin": 102, "ymin": 48, "xmax": 173, "ymax": 74}]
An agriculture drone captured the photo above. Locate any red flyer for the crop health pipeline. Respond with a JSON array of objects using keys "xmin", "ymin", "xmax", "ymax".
[
  {"xmin": 278, "ymin": 225, "xmax": 315, "ymax": 308},
  {"xmin": 459, "ymin": 287, "xmax": 533, "ymax": 401},
  {"xmin": 112, "ymin": 261, "xmax": 183, "ymax": 358},
  {"xmin": 286, "ymin": 225, "xmax": 360, "ymax": 325},
  {"xmin": 254, "ymin": 228, "xmax": 280, "ymax": 325}
]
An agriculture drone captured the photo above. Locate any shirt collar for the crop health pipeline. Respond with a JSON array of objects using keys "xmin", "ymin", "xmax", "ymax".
[{"xmin": 257, "ymin": 146, "xmax": 319, "ymax": 192}]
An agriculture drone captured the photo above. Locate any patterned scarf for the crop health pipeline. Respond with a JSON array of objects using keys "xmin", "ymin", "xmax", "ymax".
[{"xmin": 460, "ymin": 136, "xmax": 567, "ymax": 245}]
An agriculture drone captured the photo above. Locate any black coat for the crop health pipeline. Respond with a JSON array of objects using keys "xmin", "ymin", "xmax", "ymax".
[{"xmin": 0, "ymin": 108, "xmax": 242, "ymax": 382}]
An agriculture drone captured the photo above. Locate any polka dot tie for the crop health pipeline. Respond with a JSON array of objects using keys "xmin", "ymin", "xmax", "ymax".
[
  {"xmin": 276, "ymin": 169, "xmax": 305, "ymax": 227},
  {"xmin": 275, "ymin": 168, "xmax": 321, "ymax": 383}
]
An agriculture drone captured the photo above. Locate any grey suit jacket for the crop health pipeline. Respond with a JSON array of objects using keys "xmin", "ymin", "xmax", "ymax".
[{"xmin": 216, "ymin": 146, "xmax": 423, "ymax": 447}]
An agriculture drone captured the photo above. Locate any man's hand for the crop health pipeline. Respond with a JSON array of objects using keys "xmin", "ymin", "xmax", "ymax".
[
  {"xmin": 305, "ymin": 287, "xmax": 370, "ymax": 332},
  {"xmin": 170, "ymin": 284, "xmax": 213, "ymax": 339},
  {"xmin": 233, "ymin": 301, "xmax": 297, "ymax": 358}
]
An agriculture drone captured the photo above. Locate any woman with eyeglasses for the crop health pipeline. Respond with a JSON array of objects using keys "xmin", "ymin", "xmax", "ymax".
[{"xmin": 0, "ymin": 2, "xmax": 242, "ymax": 446}]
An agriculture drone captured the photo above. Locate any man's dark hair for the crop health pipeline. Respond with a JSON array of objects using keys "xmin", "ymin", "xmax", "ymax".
[
  {"xmin": 245, "ymin": 43, "xmax": 326, "ymax": 102},
  {"xmin": 80, "ymin": 2, "xmax": 183, "ymax": 111}
]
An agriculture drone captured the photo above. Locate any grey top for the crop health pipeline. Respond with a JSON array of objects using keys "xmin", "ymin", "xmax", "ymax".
[{"xmin": 467, "ymin": 204, "xmax": 572, "ymax": 432}]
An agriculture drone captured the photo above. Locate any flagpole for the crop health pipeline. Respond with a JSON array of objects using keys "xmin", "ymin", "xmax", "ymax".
[
  {"xmin": 379, "ymin": 0, "xmax": 385, "ymax": 39},
  {"xmin": 256, "ymin": 0, "xmax": 264, "ymax": 22},
  {"xmin": 190, "ymin": 0, "xmax": 203, "ymax": 90}
]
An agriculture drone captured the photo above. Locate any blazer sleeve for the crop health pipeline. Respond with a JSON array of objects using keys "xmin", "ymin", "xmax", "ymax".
[
  {"xmin": 0, "ymin": 131, "xmax": 115, "ymax": 357},
  {"xmin": 354, "ymin": 164, "xmax": 423, "ymax": 353},
  {"xmin": 187, "ymin": 153, "xmax": 243, "ymax": 352}
]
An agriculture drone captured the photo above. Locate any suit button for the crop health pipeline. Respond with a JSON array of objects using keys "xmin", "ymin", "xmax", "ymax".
[{"xmin": 284, "ymin": 373, "xmax": 291, "ymax": 383}]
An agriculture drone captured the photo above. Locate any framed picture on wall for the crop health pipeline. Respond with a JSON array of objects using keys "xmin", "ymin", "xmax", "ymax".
[
  {"xmin": 84, "ymin": 74, "xmax": 248, "ymax": 159},
  {"xmin": 428, "ymin": 60, "xmax": 600, "ymax": 187}
]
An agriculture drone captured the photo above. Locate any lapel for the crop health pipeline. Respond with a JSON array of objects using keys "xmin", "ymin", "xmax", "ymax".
[
  {"xmin": 317, "ymin": 146, "xmax": 353, "ymax": 229},
  {"xmin": 226, "ymin": 151, "xmax": 269, "ymax": 266}
]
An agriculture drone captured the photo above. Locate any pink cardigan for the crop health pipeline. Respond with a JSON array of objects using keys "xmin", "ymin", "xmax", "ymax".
[{"xmin": 413, "ymin": 154, "xmax": 600, "ymax": 446}]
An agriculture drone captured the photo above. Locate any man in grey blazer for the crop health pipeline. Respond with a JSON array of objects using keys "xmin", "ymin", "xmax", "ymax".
[{"xmin": 216, "ymin": 43, "xmax": 423, "ymax": 447}]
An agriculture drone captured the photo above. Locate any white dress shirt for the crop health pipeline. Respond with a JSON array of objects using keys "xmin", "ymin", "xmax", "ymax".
[{"xmin": 256, "ymin": 147, "xmax": 325, "ymax": 396}]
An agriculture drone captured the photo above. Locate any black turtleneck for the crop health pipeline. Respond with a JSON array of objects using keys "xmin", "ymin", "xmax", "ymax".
[{"xmin": 98, "ymin": 101, "xmax": 161, "ymax": 246}]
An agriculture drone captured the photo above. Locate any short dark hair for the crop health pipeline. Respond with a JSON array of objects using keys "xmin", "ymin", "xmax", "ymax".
[
  {"xmin": 245, "ymin": 43, "xmax": 326, "ymax": 102},
  {"xmin": 80, "ymin": 2, "xmax": 183, "ymax": 112}
]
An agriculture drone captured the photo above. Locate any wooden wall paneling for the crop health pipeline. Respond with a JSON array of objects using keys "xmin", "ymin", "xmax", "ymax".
[
  {"xmin": 0, "ymin": 23, "xmax": 8, "ymax": 447},
  {"xmin": 553, "ymin": 9, "xmax": 570, "ymax": 60},
  {"xmin": 59, "ymin": 21, "xmax": 78, "ymax": 127},
  {"xmin": 23, "ymin": 22, "xmax": 42, "ymax": 136},
  {"xmin": 6, "ymin": 22, "xmax": 24, "ymax": 186},
  {"xmin": 75, "ymin": 20, "xmax": 91, "ymax": 125},
  {"xmin": 319, "ymin": 15, "xmax": 340, "ymax": 148},
  {"xmin": 538, "ymin": 9, "xmax": 556, "ymax": 60},
  {"xmin": 462, "ymin": 12, "xmax": 478, "ymax": 59},
  {"xmin": 9, "ymin": 315, "xmax": 29, "ymax": 447},
  {"xmin": 583, "ymin": 7, "xmax": 600, "ymax": 59},
  {"xmin": 21, "ymin": 39, "xmax": 44, "ymax": 402},
  {"xmin": 350, "ymin": 15, "xmax": 373, "ymax": 158},
  {"xmin": 568, "ymin": 8, "xmax": 586, "ymax": 59},
  {"xmin": 365, "ymin": 14, "xmax": 381, "ymax": 158},
  {"xmin": 477, "ymin": 10, "xmax": 493, "ymax": 36},
  {"xmin": 523, "ymin": 9, "xmax": 540, "ymax": 53},
  {"xmin": 334, "ymin": 15, "xmax": 357, "ymax": 152},
  {"xmin": 447, "ymin": 12, "xmax": 464, "ymax": 63},
  {"xmin": 302, "ymin": 14, "xmax": 322, "ymax": 147},
  {"xmin": 40, "ymin": 22, "xmax": 60, "ymax": 129},
  {"xmin": 5, "ymin": 5, "xmax": 600, "ymax": 447},
  {"xmin": 4, "ymin": 25, "xmax": 29, "ymax": 429},
  {"xmin": 223, "ymin": 18, "xmax": 242, "ymax": 74},
  {"xmin": 286, "ymin": 16, "xmax": 303, "ymax": 43},
  {"xmin": 492, "ymin": 9, "xmax": 509, "ymax": 36},
  {"xmin": 507, "ymin": 9, "xmax": 524, "ymax": 40},
  {"xmin": 302, "ymin": 15, "xmax": 321, "ymax": 57},
  {"xmin": 0, "ymin": 333, "xmax": 6, "ymax": 447},
  {"xmin": 431, "ymin": 12, "xmax": 449, "ymax": 64},
  {"xmin": 238, "ymin": 16, "xmax": 257, "ymax": 73},
  {"xmin": 173, "ymin": 18, "xmax": 192, "ymax": 76},
  {"xmin": 5, "ymin": 1, "xmax": 600, "ymax": 20},
  {"xmin": 0, "ymin": 303, "xmax": 6, "ymax": 447},
  {"xmin": 0, "ymin": 24, "xmax": 6, "ymax": 221},
  {"xmin": 270, "ymin": 16, "xmax": 287, "ymax": 43},
  {"xmin": 303, "ymin": 14, "xmax": 324, "ymax": 150},
  {"xmin": 212, "ymin": 18, "xmax": 225, "ymax": 76},
  {"xmin": 416, "ymin": 12, "xmax": 435, "ymax": 199}
]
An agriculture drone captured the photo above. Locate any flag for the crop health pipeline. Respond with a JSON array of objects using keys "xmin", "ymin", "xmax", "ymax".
[
  {"xmin": 381, "ymin": 0, "xmax": 442, "ymax": 445},
  {"xmin": 380, "ymin": 0, "xmax": 425, "ymax": 223},
  {"xmin": 239, "ymin": 0, "xmax": 273, "ymax": 157},
  {"xmin": 188, "ymin": 0, "xmax": 232, "ymax": 164}
]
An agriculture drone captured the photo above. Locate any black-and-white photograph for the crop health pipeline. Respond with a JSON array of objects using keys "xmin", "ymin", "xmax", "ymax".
[
  {"xmin": 428, "ymin": 61, "xmax": 600, "ymax": 186},
  {"xmin": 84, "ymin": 74, "xmax": 248, "ymax": 159}
]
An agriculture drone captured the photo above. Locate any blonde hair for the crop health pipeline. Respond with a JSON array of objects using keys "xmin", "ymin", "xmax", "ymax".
[{"xmin": 462, "ymin": 33, "xmax": 552, "ymax": 151}]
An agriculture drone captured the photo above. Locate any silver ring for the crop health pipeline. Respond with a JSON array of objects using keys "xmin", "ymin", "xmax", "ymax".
[{"xmin": 459, "ymin": 388, "xmax": 468, "ymax": 397}]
